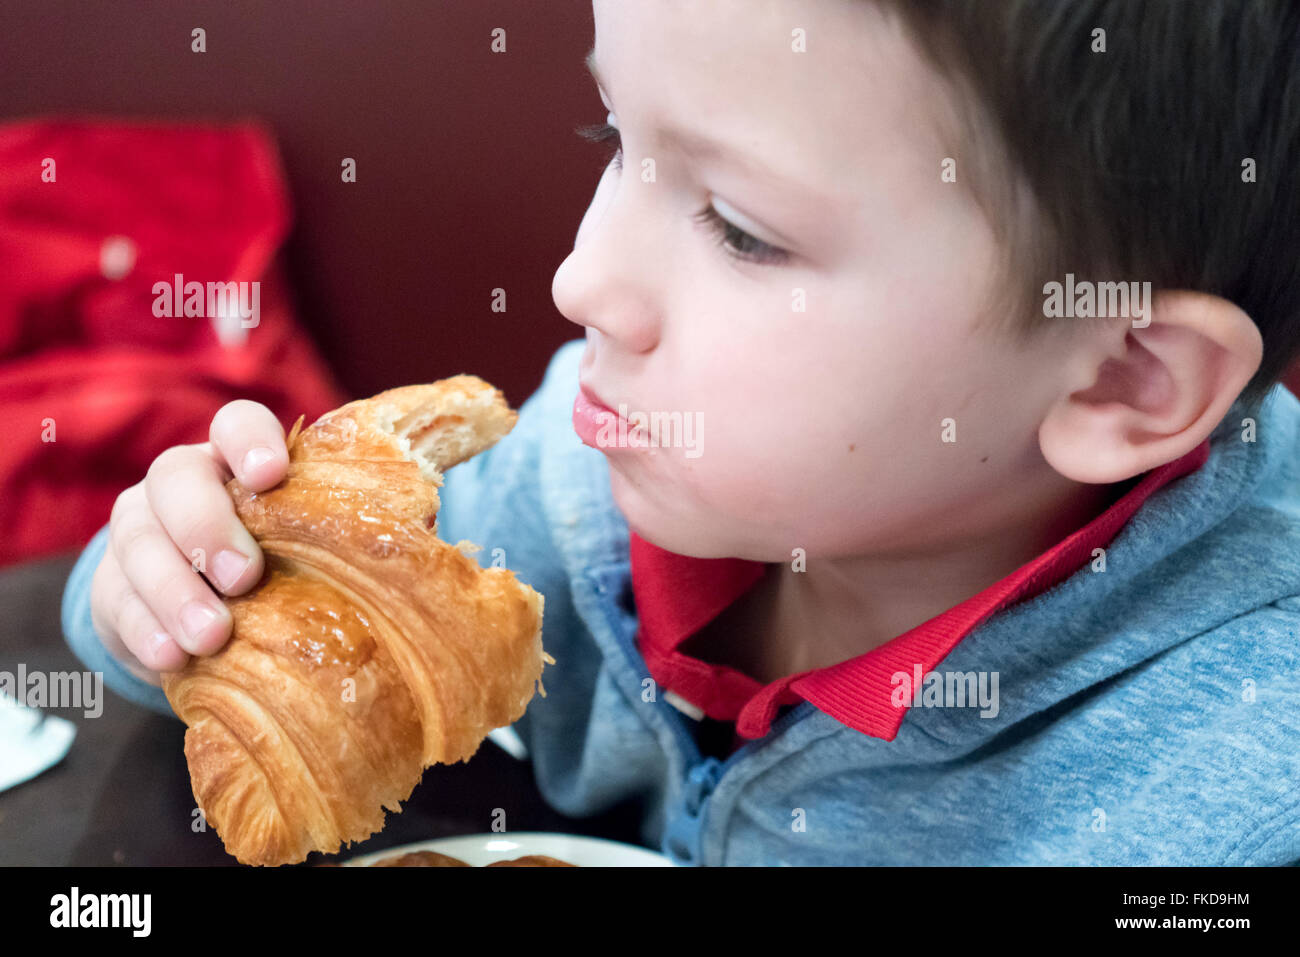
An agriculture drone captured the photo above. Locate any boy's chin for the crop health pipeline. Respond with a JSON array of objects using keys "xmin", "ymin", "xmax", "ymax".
[
  {"xmin": 610, "ymin": 467, "xmax": 807, "ymax": 560},
  {"xmin": 612, "ymin": 496, "xmax": 761, "ymax": 561},
  {"xmin": 609, "ymin": 471, "xmax": 721, "ymax": 557}
]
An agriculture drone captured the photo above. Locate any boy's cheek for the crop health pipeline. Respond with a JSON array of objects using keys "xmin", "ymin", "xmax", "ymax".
[
  {"xmin": 609, "ymin": 444, "xmax": 923, "ymax": 558},
  {"xmin": 673, "ymin": 445, "xmax": 871, "ymax": 528}
]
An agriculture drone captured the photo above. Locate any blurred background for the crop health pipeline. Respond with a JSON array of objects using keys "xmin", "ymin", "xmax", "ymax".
[
  {"xmin": 0, "ymin": 1, "xmax": 657, "ymax": 866},
  {"xmin": 0, "ymin": 0, "xmax": 597, "ymax": 568}
]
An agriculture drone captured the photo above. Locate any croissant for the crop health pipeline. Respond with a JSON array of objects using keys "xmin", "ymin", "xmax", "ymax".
[{"xmin": 161, "ymin": 376, "xmax": 548, "ymax": 866}]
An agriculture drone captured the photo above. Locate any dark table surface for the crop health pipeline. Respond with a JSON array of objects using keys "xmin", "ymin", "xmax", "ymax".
[{"xmin": 0, "ymin": 551, "xmax": 647, "ymax": 866}]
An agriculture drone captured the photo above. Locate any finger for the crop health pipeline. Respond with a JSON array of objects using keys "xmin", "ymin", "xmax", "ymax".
[
  {"xmin": 91, "ymin": 546, "xmax": 189, "ymax": 677},
  {"xmin": 143, "ymin": 444, "xmax": 264, "ymax": 596},
  {"xmin": 209, "ymin": 399, "xmax": 289, "ymax": 492},
  {"xmin": 110, "ymin": 484, "xmax": 234, "ymax": 656}
]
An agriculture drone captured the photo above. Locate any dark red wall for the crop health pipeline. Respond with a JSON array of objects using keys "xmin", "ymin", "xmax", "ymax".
[{"xmin": 0, "ymin": 0, "xmax": 599, "ymax": 407}]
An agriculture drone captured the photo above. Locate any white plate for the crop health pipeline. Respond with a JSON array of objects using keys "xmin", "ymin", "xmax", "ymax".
[{"xmin": 342, "ymin": 831, "xmax": 675, "ymax": 867}]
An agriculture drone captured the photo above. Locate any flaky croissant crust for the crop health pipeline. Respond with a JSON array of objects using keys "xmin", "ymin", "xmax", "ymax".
[{"xmin": 161, "ymin": 376, "xmax": 548, "ymax": 866}]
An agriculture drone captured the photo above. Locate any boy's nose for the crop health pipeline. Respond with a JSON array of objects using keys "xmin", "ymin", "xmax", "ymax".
[{"xmin": 551, "ymin": 195, "xmax": 661, "ymax": 354}]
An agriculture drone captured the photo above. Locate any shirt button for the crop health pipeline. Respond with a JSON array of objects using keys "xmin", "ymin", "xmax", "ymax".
[
  {"xmin": 664, "ymin": 689, "xmax": 705, "ymax": 721},
  {"xmin": 683, "ymin": 757, "xmax": 722, "ymax": 816}
]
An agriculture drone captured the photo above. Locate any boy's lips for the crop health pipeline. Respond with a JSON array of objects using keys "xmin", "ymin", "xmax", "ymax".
[{"xmin": 573, "ymin": 382, "xmax": 628, "ymax": 449}]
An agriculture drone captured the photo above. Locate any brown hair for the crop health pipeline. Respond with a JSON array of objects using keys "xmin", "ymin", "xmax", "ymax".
[{"xmin": 872, "ymin": 0, "xmax": 1300, "ymax": 405}]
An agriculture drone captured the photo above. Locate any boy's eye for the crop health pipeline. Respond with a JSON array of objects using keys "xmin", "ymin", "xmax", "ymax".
[
  {"xmin": 693, "ymin": 205, "xmax": 789, "ymax": 267},
  {"xmin": 575, "ymin": 118, "xmax": 623, "ymax": 172},
  {"xmin": 574, "ymin": 116, "xmax": 788, "ymax": 268}
]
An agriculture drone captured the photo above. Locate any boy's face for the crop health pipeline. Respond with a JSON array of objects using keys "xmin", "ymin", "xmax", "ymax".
[{"xmin": 552, "ymin": 0, "xmax": 1091, "ymax": 561}]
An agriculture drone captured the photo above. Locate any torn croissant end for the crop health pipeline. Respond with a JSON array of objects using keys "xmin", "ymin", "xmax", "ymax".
[{"xmin": 161, "ymin": 375, "xmax": 548, "ymax": 866}]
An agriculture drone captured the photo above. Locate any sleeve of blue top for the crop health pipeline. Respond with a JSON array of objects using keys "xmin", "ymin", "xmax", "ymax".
[{"xmin": 60, "ymin": 524, "xmax": 176, "ymax": 718}]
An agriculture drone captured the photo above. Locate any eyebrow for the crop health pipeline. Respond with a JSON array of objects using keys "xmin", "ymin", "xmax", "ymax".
[{"xmin": 582, "ymin": 47, "xmax": 827, "ymax": 221}]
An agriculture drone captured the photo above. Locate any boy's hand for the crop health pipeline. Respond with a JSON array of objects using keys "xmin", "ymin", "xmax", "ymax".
[{"xmin": 89, "ymin": 400, "xmax": 290, "ymax": 685}]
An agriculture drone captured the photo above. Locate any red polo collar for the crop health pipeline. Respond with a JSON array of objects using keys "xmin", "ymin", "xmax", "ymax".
[{"xmin": 630, "ymin": 440, "xmax": 1210, "ymax": 744}]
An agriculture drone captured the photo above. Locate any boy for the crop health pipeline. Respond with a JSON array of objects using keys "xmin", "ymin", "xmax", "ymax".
[{"xmin": 64, "ymin": 0, "xmax": 1300, "ymax": 864}]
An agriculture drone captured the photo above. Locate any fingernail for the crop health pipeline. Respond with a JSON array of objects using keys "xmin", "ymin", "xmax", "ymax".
[
  {"xmin": 149, "ymin": 631, "xmax": 178, "ymax": 657},
  {"xmin": 241, "ymin": 446, "xmax": 275, "ymax": 477},
  {"xmin": 211, "ymin": 548, "xmax": 252, "ymax": 591},
  {"xmin": 179, "ymin": 601, "xmax": 221, "ymax": 649}
]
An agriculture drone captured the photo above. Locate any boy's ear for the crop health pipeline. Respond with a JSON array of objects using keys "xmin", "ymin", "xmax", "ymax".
[{"xmin": 1039, "ymin": 290, "xmax": 1262, "ymax": 484}]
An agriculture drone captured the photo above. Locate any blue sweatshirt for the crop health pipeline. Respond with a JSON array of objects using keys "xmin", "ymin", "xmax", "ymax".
[{"xmin": 62, "ymin": 340, "xmax": 1300, "ymax": 865}]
